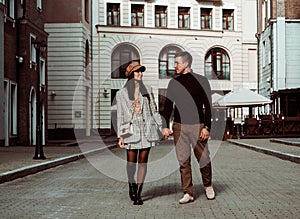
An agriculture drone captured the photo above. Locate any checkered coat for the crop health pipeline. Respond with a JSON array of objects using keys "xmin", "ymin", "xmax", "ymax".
[{"xmin": 116, "ymin": 86, "xmax": 162, "ymax": 143}]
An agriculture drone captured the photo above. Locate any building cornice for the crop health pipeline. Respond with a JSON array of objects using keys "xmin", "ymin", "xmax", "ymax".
[{"xmin": 95, "ymin": 25, "xmax": 225, "ymax": 38}]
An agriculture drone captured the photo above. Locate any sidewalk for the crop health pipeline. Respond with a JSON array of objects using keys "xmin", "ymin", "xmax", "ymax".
[
  {"xmin": 228, "ymin": 138, "xmax": 300, "ymax": 164},
  {"xmin": 0, "ymin": 135, "xmax": 118, "ymax": 183},
  {"xmin": 0, "ymin": 136, "xmax": 299, "ymax": 184}
]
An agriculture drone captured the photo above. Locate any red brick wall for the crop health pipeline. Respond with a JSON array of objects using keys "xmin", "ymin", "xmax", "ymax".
[{"xmin": 285, "ymin": 0, "xmax": 300, "ymax": 18}]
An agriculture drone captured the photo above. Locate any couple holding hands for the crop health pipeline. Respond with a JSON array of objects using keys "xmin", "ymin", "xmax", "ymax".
[{"xmin": 116, "ymin": 51, "xmax": 215, "ymax": 205}]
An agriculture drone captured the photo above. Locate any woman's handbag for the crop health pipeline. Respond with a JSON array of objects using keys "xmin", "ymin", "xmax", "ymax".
[
  {"xmin": 119, "ymin": 122, "xmax": 134, "ymax": 138},
  {"xmin": 145, "ymin": 114, "xmax": 163, "ymax": 142},
  {"xmin": 144, "ymin": 99, "xmax": 163, "ymax": 142},
  {"xmin": 120, "ymin": 110, "xmax": 134, "ymax": 138}
]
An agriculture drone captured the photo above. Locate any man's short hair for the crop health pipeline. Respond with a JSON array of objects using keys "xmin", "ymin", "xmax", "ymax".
[{"xmin": 175, "ymin": 51, "xmax": 193, "ymax": 67}]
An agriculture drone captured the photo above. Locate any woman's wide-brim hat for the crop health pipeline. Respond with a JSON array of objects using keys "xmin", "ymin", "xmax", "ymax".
[{"xmin": 125, "ymin": 63, "xmax": 146, "ymax": 77}]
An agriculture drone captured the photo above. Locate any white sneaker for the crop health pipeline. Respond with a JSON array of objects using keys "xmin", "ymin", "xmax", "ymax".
[
  {"xmin": 205, "ymin": 186, "xmax": 215, "ymax": 200},
  {"xmin": 179, "ymin": 193, "xmax": 194, "ymax": 204}
]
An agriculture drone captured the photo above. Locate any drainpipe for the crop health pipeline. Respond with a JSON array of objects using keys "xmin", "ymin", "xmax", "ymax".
[
  {"xmin": 90, "ymin": 0, "xmax": 94, "ymax": 133},
  {"xmin": 0, "ymin": 8, "xmax": 4, "ymax": 146}
]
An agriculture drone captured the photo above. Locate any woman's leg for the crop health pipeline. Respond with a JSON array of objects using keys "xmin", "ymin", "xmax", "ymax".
[
  {"xmin": 127, "ymin": 149, "xmax": 138, "ymax": 201},
  {"xmin": 127, "ymin": 149, "xmax": 138, "ymax": 183},
  {"xmin": 134, "ymin": 148, "xmax": 150, "ymax": 205},
  {"xmin": 136, "ymin": 148, "xmax": 150, "ymax": 184}
]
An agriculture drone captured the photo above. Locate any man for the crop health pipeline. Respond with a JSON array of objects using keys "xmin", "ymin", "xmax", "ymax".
[{"xmin": 162, "ymin": 51, "xmax": 215, "ymax": 204}]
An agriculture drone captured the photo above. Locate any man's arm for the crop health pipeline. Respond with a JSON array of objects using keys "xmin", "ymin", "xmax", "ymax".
[
  {"xmin": 161, "ymin": 80, "xmax": 175, "ymax": 129},
  {"xmin": 202, "ymin": 77, "xmax": 212, "ymax": 131},
  {"xmin": 161, "ymin": 80, "xmax": 175, "ymax": 138}
]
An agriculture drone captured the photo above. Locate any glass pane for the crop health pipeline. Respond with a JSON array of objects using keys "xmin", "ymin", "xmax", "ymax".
[
  {"xmin": 155, "ymin": 14, "xmax": 159, "ymax": 26},
  {"xmin": 138, "ymin": 12, "xmax": 143, "ymax": 26},
  {"xmin": 161, "ymin": 14, "xmax": 166, "ymax": 27},
  {"xmin": 131, "ymin": 14, "xmax": 136, "ymax": 25},
  {"xmin": 228, "ymin": 17, "xmax": 233, "ymax": 30},
  {"xmin": 160, "ymin": 62, "xmax": 167, "ymax": 78},
  {"xmin": 207, "ymin": 16, "xmax": 211, "ymax": 29},
  {"xmin": 205, "ymin": 64, "xmax": 212, "ymax": 79},
  {"xmin": 178, "ymin": 16, "xmax": 183, "ymax": 28},
  {"xmin": 107, "ymin": 13, "xmax": 112, "ymax": 25},
  {"xmin": 167, "ymin": 54, "xmax": 175, "ymax": 76},
  {"xmin": 222, "ymin": 53, "xmax": 228, "ymax": 62},
  {"xmin": 216, "ymin": 56, "xmax": 221, "ymax": 71},
  {"xmin": 222, "ymin": 17, "xmax": 227, "ymax": 29},
  {"xmin": 184, "ymin": 15, "xmax": 190, "ymax": 28}
]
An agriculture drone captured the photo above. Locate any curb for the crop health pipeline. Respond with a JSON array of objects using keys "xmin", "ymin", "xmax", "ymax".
[
  {"xmin": 227, "ymin": 139, "xmax": 300, "ymax": 164},
  {"xmin": 269, "ymin": 139, "xmax": 300, "ymax": 147},
  {"xmin": 0, "ymin": 144, "xmax": 117, "ymax": 184}
]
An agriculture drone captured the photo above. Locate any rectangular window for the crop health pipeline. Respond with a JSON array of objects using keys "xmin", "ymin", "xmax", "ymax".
[
  {"xmin": 178, "ymin": 7, "xmax": 190, "ymax": 29},
  {"xmin": 262, "ymin": 41, "xmax": 266, "ymax": 67},
  {"xmin": 30, "ymin": 35, "xmax": 37, "ymax": 68},
  {"xmin": 10, "ymin": 83, "xmax": 17, "ymax": 136},
  {"xmin": 131, "ymin": 4, "xmax": 144, "ymax": 27},
  {"xmin": 37, "ymin": 0, "xmax": 42, "ymax": 10},
  {"xmin": 40, "ymin": 59, "xmax": 46, "ymax": 86},
  {"xmin": 8, "ymin": 0, "xmax": 15, "ymax": 18},
  {"xmin": 201, "ymin": 8, "xmax": 212, "ymax": 30},
  {"xmin": 223, "ymin": 9, "xmax": 234, "ymax": 30},
  {"xmin": 268, "ymin": 36, "xmax": 271, "ymax": 65},
  {"xmin": 155, "ymin": 5, "xmax": 167, "ymax": 28},
  {"xmin": 107, "ymin": 3, "xmax": 120, "ymax": 26},
  {"xmin": 84, "ymin": 0, "xmax": 89, "ymax": 22}
]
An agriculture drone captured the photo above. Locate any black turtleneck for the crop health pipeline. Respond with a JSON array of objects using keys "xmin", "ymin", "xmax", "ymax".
[{"xmin": 162, "ymin": 72, "xmax": 212, "ymax": 129}]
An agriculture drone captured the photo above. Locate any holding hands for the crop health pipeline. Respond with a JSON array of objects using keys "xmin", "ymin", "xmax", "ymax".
[{"xmin": 162, "ymin": 128, "xmax": 173, "ymax": 139}]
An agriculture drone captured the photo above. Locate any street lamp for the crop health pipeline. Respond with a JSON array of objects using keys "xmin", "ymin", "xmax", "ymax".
[{"xmin": 32, "ymin": 39, "xmax": 47, "ymax": 160}]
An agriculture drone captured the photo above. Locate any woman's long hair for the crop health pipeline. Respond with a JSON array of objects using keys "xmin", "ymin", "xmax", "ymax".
[{"xmin": 125, "ymin": 72, "xmax": 150, "ymax": 102}]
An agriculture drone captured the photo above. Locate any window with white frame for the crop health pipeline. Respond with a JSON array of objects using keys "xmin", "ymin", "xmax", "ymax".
[
  {"xmin": 131, "ymin": 4, "xmax": 144, "ymax": 27},
  {"xmin": 155, "ymin": 5, "xmax": 167, "ymax": 28},
  {"xmin": 84, "ymin": 0, "xmax": 89, "ymax": 22},
  {"xmin": 8, "ymin": 0, "xmax": 15, "ymax": 18},
  {"xmin": 205, "ymin": 48, "xmax": 230, "ymax": 80},
  {"xmin": 10, "ymin": 83, "xmax": 17, "ymax": 136},
  {"xmin": 30, "ymin": 35, "xmax": 37, "ymax": 68},
  {"xmin": 178, "ymin": 7, "xmax": 190, "ymax": 29},
  {"xmin": 222, "ymin": 9, "xmax": 234, "ymax": 31},
  {"xmin": 262, "ymin": 41, "xmax": 266, "ymax": 67},
  {"xmin": 268, "ymin": 36, "xmax": 271, "ymax": 65},
  {"xmin": 111, "ymin": 44, "xmax": 140, "ymax": 78},
  {"xmin": 201, "ymin": 8, "xmax": 212, "ymax": 30},
  {"xmin": 159, "ymin": 46, "xmax": 183, "ymax": 78},
  {"xmin": 40, "ymin": 59, "xmax": 46, "ymax": 86},
  {"xmin": 37, "ymin": 0, "xmax": 42, "ymax": 10},
  {"xmin": 107, "ymin": 3, "xmax": 120, "ymax": 26}
]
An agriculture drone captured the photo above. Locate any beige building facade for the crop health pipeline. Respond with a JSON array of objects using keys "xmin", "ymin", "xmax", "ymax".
[{"xmin": 92, "ymin": 0, "xmax": 258, "ymax": 134}]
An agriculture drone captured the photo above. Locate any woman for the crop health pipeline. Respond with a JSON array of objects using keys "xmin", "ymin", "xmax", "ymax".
[{"xmin": 116, "ymin": 62, "xmax": 162, "ymax": 205}]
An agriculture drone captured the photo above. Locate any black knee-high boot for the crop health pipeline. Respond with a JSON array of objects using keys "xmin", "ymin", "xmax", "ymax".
[
  {"xmin": 128, "ymin": 183, "xmax": 137, "ymax": 201},
  {"xmin": 134, "ymin": 184, "xmax": 143, "ymax": 205}
]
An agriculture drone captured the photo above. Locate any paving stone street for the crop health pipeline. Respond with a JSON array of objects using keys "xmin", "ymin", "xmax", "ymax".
[{"xmin": 0, "ymin": 139, "xmax": 299, "ymax": 218}]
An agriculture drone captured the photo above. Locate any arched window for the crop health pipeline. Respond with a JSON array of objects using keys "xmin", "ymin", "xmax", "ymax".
[
  {"xmin": 159, "ymin": 46, "xmax": 182, "ymax": 78},
  {"xmin": 111, "ymin": 44, "xmax": 140, "ymax": 78},
  {"xmin": 205, "ymin": 48, "xmax": 230, "ymax": 80}
]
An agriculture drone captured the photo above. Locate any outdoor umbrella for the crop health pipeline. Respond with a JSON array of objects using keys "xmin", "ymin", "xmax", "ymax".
[
  {"xmin": 211, "ymin": 93, "xmax": 223, "ymax": 105},
  {"xmin": 212, "ymin": 87, "xmax": 272, "ymax": 107}
]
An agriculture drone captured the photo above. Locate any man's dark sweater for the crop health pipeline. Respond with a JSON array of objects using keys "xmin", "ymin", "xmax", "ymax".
[{"xmin": 162, "ymin": 72, "xmax": 212, "ymax": 129}]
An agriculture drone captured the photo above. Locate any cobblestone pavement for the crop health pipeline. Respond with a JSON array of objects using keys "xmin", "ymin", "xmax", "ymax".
[{"xmin": 0, "ymin": 140, "xmax": 299, "ymax": 218}]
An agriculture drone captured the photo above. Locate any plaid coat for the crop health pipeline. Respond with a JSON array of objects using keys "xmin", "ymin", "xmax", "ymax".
[{"xmin": 116, "ymin": 86, "xmax": 162, "ymax": 144}]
